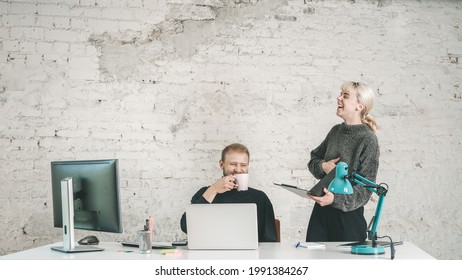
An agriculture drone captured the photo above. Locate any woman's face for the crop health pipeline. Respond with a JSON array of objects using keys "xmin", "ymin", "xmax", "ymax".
[{"xmin": 336, "ymin": 88, "xmax": 364, "ymax": 123}]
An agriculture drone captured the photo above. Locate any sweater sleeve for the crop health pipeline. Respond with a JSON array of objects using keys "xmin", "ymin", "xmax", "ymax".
[
  {"xmin": 331, "ymin": 136, "xmax": 380, "ymax": 212},
  {"xmin": 308, "ymin": 126, "xmax": 338, "ymax": 179},
  {"xmin": 308, "ymin": 139, "xmax": 329, "ymax": 180},
  {"xmin": 180, "ymin": 187, "xmax": 210, "ymax": 233}
]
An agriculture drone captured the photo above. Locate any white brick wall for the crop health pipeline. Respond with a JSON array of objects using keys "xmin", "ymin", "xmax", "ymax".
[{"xmin": 0, "ymin": 0, "xmax": 461, "ymax": 259}]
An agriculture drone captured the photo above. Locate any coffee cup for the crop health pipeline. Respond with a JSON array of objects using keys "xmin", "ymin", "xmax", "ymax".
[{"xmin": 234, "ymin": 173, "xmax": 249, "ymax": 191}]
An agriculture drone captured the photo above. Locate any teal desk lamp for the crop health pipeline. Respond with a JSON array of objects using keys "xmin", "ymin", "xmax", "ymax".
[
  {"xmin": 328, "ymin": 162, "xmax": 394, "ymax": 259},
  {"xmin": 328, "ymin": 162, "xmax": 353, "ymax": 194}
]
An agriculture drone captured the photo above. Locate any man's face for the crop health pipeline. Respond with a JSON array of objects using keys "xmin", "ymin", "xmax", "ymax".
[{"xmin": 220, "ymin": 151, "xmax": 249, "ymax": 176}]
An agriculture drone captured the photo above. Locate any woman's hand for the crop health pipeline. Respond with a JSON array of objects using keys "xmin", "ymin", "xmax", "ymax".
[
  {"xmin": 321, "ymin": 157, "xmax": 340, "ymax": 174},
  {"xmin": 308, "ymin": 188, "xmax": 334, "ymax": 206}
]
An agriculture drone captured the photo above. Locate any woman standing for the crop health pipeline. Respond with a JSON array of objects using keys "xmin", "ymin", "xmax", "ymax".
[{"xmin": 306, "ymin": 81, "xmax": 379, "ymax": 242}]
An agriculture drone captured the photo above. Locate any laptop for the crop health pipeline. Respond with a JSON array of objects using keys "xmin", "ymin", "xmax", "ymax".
[{"xmin": 186, "ymin": 203, "xmax": 259, "ymax": 250}]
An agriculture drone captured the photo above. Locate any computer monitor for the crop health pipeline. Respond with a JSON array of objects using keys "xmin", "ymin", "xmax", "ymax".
[{"xmin": 50, "ymin": 159, "xmax": 122, "ymax": 253}]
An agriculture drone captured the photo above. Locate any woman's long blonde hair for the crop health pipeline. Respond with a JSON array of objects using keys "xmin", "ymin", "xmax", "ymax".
[{"xmin": 341, "ymin": 81, "xmax": 378, "ymax": 133}]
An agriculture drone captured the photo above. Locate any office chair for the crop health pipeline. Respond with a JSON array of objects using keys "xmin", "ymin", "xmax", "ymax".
[{"xmin": 275, "ymin": 219, "xmax": 281, "ymax": 242}]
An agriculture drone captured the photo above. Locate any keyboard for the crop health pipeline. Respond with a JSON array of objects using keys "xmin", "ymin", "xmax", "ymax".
[{"xmin": 120, "ymin": 241, "xmax": 176, "ymax": 250}]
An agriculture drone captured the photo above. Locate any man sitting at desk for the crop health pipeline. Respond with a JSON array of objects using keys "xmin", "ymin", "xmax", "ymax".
[{"xmin": 180, "ymin": 143, "xmax": 278, "ymax": 242}]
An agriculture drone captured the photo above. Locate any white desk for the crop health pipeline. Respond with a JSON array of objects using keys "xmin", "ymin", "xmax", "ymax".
[{"xmin": 0, "ymin": 241, "xmax": 434, "ymax": 260}]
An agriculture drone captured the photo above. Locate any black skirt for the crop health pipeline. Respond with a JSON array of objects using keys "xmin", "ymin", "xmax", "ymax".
[{"xmin": 306, "ymin": 203, "xmax": 367, "ymax": 242}]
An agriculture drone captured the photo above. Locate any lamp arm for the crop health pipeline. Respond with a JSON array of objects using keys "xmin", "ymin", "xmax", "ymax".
[
  {"xmin": 369, "ymin": 195, "xmax": 385, "ymax": 244},
  {"xmin": 351, "ymin": 172, "xmax": 379, "ymax": 193},
  {"xmin": 350, "ymin": 173, "xmax": 388, "ymax": 246}
]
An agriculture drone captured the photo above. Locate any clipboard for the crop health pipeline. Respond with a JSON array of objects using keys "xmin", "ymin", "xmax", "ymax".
[
  {"xmin": 273, "ymin": 183, "xmax": 311, "ymax": 198},
  {"xmin": 274, "ymin": 168, "xmax": 338, "ymax": 197},
  {"xmin": 308, "ymin": 168, "xmax": 336, "ymax": 196}
]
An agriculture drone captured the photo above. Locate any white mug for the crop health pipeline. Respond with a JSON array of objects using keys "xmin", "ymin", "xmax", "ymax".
[{"xmin": 234, "ymin": 173, "xmax": 249, "ymax": 191}]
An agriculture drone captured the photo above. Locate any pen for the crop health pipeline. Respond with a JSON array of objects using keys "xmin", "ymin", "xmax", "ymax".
[{"xmin": 295, "ymin": 242, "xmax": 307, "ymax": 248}]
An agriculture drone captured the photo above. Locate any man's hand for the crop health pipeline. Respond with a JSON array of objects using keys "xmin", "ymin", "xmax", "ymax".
[
  {"xmin": 210, "ymin": 175, "xmax": 237, "ymax": 194},
  {"xmin": 202, "ymin": 175, "xmax": 236, "ymax": 202}
]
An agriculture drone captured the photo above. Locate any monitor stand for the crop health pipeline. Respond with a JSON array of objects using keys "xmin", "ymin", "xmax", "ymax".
[{"xmin": 50, "ymin": 178, "xmax": 104, "ymax": 253}]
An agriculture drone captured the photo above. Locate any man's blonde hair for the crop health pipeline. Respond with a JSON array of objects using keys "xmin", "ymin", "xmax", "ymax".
[{"xmin": 221, "ymin": 143, "xmax": 250, "ymax": 162}]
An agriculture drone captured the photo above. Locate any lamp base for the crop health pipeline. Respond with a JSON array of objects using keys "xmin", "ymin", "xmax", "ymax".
[{"xmin": 351, "ymin": 245, "xmax": 385, "ymax": 255}]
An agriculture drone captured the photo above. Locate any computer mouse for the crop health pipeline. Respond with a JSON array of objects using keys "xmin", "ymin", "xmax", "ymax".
[{"xmin": 78, "ymin": 235, "xmax": 99, "ymax": 245}]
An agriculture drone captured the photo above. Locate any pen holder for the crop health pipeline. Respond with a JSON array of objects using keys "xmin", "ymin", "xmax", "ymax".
[{"xmin": 138, "ymin": 230, "xmax": 152, "ymax": 254}]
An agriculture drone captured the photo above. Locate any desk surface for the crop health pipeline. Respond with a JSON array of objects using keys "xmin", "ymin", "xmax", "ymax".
[{"xmin": 1, "ymin": 241, "xmax": 434, "ymax": 260}]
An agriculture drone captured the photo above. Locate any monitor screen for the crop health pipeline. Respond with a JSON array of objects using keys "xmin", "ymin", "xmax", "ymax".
[{"xmin": 51, "ymin": 159, "xmax": 122, "ymax": 233}]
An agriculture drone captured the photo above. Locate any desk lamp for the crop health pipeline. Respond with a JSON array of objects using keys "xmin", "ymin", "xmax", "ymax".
[
  {"xmin": 328, "ymin": 162, "xmax": 395, "ymax": 259},
  {"xmin": 328, "ymin": 162, "xmax": 353, "ymax": 194}
]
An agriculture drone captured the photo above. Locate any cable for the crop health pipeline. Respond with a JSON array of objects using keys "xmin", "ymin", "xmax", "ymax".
[{"xmin": 377, "ymin": 235, "xmax": 395, "ymax": 260}]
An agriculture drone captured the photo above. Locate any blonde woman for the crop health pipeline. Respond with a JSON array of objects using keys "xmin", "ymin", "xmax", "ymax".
[{"xmin": 306, "ymin": 81, "xmax": 379, "ymax": 242}]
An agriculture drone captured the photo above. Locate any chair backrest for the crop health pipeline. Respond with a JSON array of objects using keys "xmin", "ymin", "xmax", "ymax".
[{"xmin": 275, "ymin": 218, "xmax": 281, "ymax": 242}]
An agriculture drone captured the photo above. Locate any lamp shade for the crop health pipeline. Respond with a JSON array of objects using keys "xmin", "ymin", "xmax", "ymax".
[{"xmin": 328, "ymin": 162, "xmax": 353, "ymax": 194}]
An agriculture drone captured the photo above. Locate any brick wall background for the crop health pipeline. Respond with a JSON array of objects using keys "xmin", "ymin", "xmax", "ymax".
[{"xmin": 0, "ymin": 0, "xmax": 461, "ymax": 259}]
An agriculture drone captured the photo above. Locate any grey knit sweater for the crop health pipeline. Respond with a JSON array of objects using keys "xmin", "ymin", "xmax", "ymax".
[{"xmin": 308, "ymin": 123, "xmax": 380, "ymax": 212}]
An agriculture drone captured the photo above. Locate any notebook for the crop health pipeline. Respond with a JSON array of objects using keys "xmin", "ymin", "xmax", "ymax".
[{"xmin": 186, "ymin": 203, "xmax": 259, "ymax": 250}]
